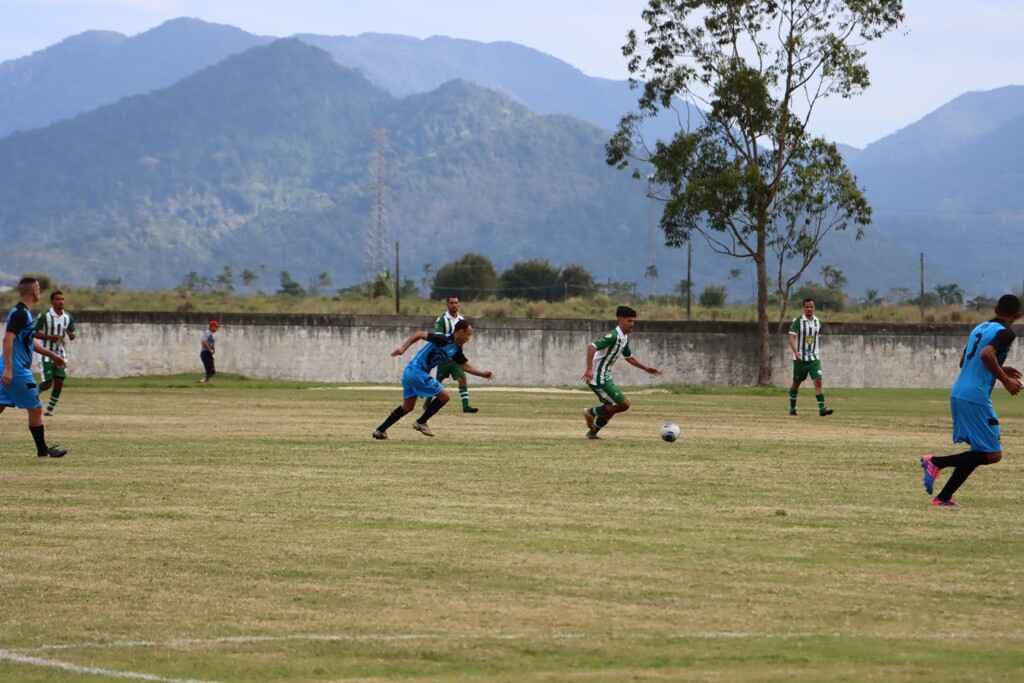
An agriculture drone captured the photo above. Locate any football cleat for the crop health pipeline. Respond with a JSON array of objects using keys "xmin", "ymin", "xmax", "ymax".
[
  {"xmin": 789, "ymin": 409, "xmax": 798, "ymax": 416},
  {"xmin": 819, "ymin": 408, "xmax": 834, "ymax": 416},
  {"xmin": 931, "ymin": 498, "xmax": 959, "ymax": 508},
  {"xmin": 44, "ymin": 446, "xmax": 67, "ymax": 458},
  {"xmin": 372, "ymin": 430, "xmax": 388, "ymax": 440},
  {"xmin": 585, "ymin": 430, "xmax": 601, "ymax": 440},
  {"xmin": 413, "ymin": 422, "xmax": 435, "ymax": 437},
  {"xmin": 920, "ymin": 455, "xmax": 939, "ymax": 495},
  {"xmin": 462, "ymin": 406, "xmax": 479, "ymax": 414}
]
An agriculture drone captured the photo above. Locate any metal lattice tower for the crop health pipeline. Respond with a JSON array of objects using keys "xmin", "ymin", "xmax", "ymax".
[{"xmin": 365, "ymin": 129, "xmax": 390, "ymax": 283}]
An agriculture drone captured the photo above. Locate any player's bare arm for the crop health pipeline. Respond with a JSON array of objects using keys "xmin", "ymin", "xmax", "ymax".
[
  {"xmin": 787, "ymin": 333, "xmax": 799, "ymax": 359},
  {"xmin": 582, "ymin": 344, "xmax": 597, "ymax": 382},
  {"xmin": 626, "ymin": 356, "xmax": 662, "ymax": 375},
  {"xmin": 2, "ymin": 331, "xmax": 13, "ymax": 385},
  {"xmin": 982, "ymin": 345, "xmax": 1022, "ymax": 394},
  {"xmin": 391, "ymin": 331, "xmax": 428, "ymax": 357},
  {"xmin": 33, "ymin": 343, "xmax": 66, "ymax": 368},
  {"xmin": 461, "ymin": 363, "xmax": 493, "ymax": 380}
]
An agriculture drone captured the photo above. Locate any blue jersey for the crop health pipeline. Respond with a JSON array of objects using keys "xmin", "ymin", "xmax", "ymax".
[
  {"xmin": 1, "ymin": 303, "xmax": 36, "ymax": 375},
  {"xmin": 951, "ymin": 319, "xmax": 1016, "ymax": 405},
  {"xmin": 409, "ymin": 333, "xmax": 468, "ymax": 373}
]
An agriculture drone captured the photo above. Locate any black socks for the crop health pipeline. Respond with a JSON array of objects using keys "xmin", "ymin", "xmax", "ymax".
[
  {"xmin": 932, "ymin": 451, "xmax": 993, "ymax": 502},
  {"xmin": 931, "ymin": 451, "xmax": 987, "ymax": 469},
  {"xmin": 377, "ymin": 407, "xmax": 408, "ymax": 433},
  {"xmin": 418, "ymin": 397, "xmax": 447, "ymax": 424},
  {"xmin": 30, "ymin": 424, "xmax": 48, "ymax": 456}
]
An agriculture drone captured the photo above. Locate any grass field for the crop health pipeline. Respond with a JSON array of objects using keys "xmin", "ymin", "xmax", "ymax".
[{"xmin": 2, "ymin": 377, "xmax": 1023, "ymax": 682}]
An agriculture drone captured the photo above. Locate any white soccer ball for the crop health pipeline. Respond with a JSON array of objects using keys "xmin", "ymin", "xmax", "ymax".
[{"xmin": 661, "ymin": 421, "xmax": 681, "ymax": 443}]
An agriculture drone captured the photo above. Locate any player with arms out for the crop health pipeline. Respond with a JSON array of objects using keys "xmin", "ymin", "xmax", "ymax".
[
  {"xmin": 34, "ymin": 289, "xmax": 76, "ymax": 416},
  {"xmin": 582, "ymin": 306, "xmax": 662, "ymax": 439},
  {"xmin": 787, "ymin": 298, "xmax": 834, "ymax": 416},
  {"xmin": 0, "ymin": 277, "xmax": 69, "ymax": 458},
  {"xmin": 434, "ymin": 295, "xmax": 478, "ymax": 413},
  {"xmin": 373, "ymin": 319, "xmax": 494, "ymax": 439},
  {"xmin": 920, "ymin": 294, "xmax": 1023, "ymax": 508}
]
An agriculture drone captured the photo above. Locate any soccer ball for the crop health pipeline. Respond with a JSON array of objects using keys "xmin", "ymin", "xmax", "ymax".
[{"xmin": 661, "ymin": 422, "xmax": 681, "ymax": 443}]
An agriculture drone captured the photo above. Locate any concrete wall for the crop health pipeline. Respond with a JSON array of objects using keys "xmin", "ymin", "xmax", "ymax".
[{"xmin": 61, "ymin": 312, "xmax": 1023, "ymax": 388}]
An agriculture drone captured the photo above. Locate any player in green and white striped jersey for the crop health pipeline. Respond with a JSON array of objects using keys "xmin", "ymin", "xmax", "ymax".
[
  {"xmin": 787, "ymin": 298, "xmax": 833, "ymax": 416},
  {"xmin": 582, "ymin": 306, "xmax": 662, "ymax": 439},
  {"xmin": 33, "ymin": 290, "xmax": 76, "ymax": 416},
  {"xmin": 434, "ymin": 295, "xmax": 478, "ymax": 413}
]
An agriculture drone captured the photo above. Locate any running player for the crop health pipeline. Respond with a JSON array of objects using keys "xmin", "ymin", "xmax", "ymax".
[
  {"xmin": 434, "ymin": 295, "xmax": 478, "ymax": 413},
  {"xmin": 920, "ymin": 294, "xmax": 1022, "ymax": 508},
  {"xmin": 34, "ymin": 289, "xmax": 76, "ymax": 416},
  {"xmin": 787, "ymin": 298, "xmax": 834, "ymax": 416},
  {"xmin": 582, "ymin": 306, "xmax": 662, "ymax": 439},
  {"xmin": 373, "ymin": 319, "xmax": 493, "ymax": 439},
  {"xmin": 0, "ymin": 277, "xmax": 69, "ymax": 458}
]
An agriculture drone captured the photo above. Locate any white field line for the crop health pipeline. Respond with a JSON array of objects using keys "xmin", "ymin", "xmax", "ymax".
[
  {"xmin": 11, "ymin": 629, "xmax": 1024, "ymax": 657},
  {"xmin": 307, "ymin": 386, "xmax": 671, "ymax": 395},
  {"xmin": 0, "ymin": 648, "xmax": 217, "ymax": 683}
]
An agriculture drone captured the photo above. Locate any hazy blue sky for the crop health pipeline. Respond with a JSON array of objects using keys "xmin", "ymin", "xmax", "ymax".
[{"xmin": 2, "ymin": 0, "xmax": 1022, "ymax": 146}]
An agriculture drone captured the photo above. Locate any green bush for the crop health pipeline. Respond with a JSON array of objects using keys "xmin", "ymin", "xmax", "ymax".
[
  {"xmin": 431, "ymin": 253, "xmax": 499, "ymax": 301},
  {"xmin": 500, "ymin": 260, "xmax": 561, "ymax": 301},
  {"xmin": 699, "ymin": 285, "xmax": 727, "ymax": 308}
]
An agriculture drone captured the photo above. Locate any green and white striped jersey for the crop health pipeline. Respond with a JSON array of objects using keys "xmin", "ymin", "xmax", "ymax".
[
  {"xmin": 434, "ymin": 311, "xmax": 464, "ymax": 335},
  {"xmin": 590, "ymin": 327, "xmax": 632, "ymax": 385},
  {"xmin": 789, "ymin": 315, "xmax": 822, "ymax": 361},
  {"xmin": 34, "ymin": 307, "xmax": 75, "ymax": 359}
]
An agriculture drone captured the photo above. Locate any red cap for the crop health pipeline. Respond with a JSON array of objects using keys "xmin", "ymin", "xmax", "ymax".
[{"xmin": 209, "ymin": 320, "xmax": 219, "ymax": 329}]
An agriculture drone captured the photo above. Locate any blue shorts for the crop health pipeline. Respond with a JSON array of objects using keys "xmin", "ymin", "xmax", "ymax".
[
  {"xmin": 402, "ymin": 366, "xmax": 444, "ymax": 400},
  {"xmin": 951, "ymin": 398, "xmax": 1002, "ymax": 454},
  {"xmin": 0, "ymin": 373, "xmax": 42, "ymax": 410}
]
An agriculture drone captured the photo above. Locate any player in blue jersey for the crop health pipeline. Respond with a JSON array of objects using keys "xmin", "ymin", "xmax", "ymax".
[
  {"xmin": 0, "ymin": 277, "xmax": 70, "ymax": 458},
  {"xmin": 920, "ymin": 294, "xmax": 1023, "ymax": 507},
  {"xmin": 373, "ymin": 319, "xmax": 494, "ymax": 439}
]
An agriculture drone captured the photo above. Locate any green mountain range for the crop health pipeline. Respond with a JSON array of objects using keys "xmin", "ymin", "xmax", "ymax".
[
  {"xmin": 0, "ymin": 40, "xmax": 650, "ymax": 288},
  {"xmin": 1, "ymin": 18, "xmax": 1022, "ymax": 296}
]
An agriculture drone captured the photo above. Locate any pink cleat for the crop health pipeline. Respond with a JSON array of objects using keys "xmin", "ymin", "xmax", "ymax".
[
  {"xmin": 931, "ymin": 498, "xmax": 959, "ymax": 508},
  {"xmin": 920, "ymin": 455, "xmax": 940, "ymax": 495}
]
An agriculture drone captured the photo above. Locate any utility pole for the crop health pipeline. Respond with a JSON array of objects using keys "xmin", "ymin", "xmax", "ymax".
[
  {"xmin": 919, "ymin": 252, "xmax": 925, "ymax": 322},
  {"xmin": 686, "ymin": 240, "xmax": 692, "ymax": 320},
  {"xmin": 395, "ymin": 241, "xmax": 401, "ymax": 315}
]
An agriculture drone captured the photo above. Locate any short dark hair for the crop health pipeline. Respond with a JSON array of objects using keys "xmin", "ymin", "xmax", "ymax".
[
  {"xmin": 17, "ymin": 277, "xmax": 37, "ymax": 294},
  {"xmin": 996, "ymin": 294, "xmax": 1022, "ymax": 317},
  {"xmin": 50, "ymin": 289, "xmax": 64, "ymax": 301},
  {"xmin": 616, "ymin": 306, "xmax": 637, "ymax": 318},
  {"xmin": 453, "ymin": 319, "xmax": 472, "ymax": 333},
  {"xmin": 447, "ymin": 295, "xmax": 460, "ymax": 303},
  {"xmin": 803, "ymin": 298, "xmax": 815, "ymax": 305}
]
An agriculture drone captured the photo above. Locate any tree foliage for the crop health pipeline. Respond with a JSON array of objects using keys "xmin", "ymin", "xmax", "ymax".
[
  {"xmin": 934, "ymin": 283, "xmax": 964, "ymax": 306},
  {"xmin": 699, "ymin": 285, "xmax": 728, "ymax": 307},
  {"xmin": 277, "ymin": 271, "xmax": 305, "ymax": 297},
  {"xmin": 608, "ymin": 0, "xmax": 903, "ymax": 383},
  {"xmin": 431, "ymin": 253, "xmax": 499, "ymax": 301},
  {"xmin": 558, "ymin": 264, "xmax": 597, "ymax": 299},
  {"xmin": 500, "ymin": 260, "xmax": 562, "ymax": 301}
]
